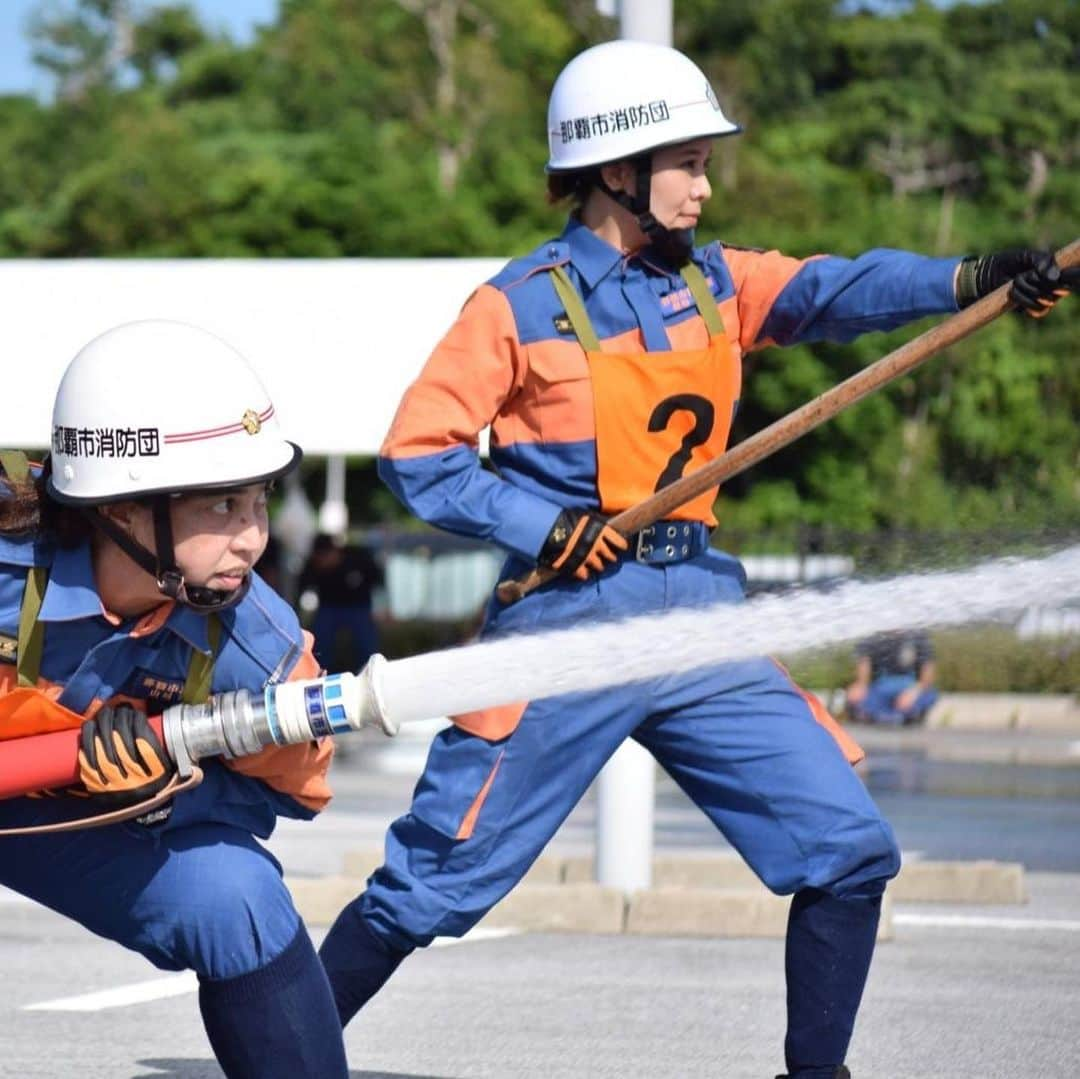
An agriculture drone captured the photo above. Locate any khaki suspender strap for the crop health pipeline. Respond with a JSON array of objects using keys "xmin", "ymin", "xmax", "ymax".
[
  {"xmin": 0, "ymin": 450, "xmax": 30, "ymax": 485},
  {"xmin": 16, "ymin": 566, "xmax": 47, "ymax": 688},
  {"xmin": 5, "ymin": 449, "xmax": 45, "ymax": 685},
  {"xmin": 680, "ymin": 263, "xmax": 727, "ymax": 338},
  {"xmin": 550, "ymin": 263, "xmax": 726, "ymax": 351},
  {"xmin": 181, "ymin": 615, "xmax": 221, "ymax": 704},
  {"xmin": 550, "ymin": 265, "xmax": 602, "ymax": 352}
]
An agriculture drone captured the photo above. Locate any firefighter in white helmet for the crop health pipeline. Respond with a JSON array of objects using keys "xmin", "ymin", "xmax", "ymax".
[
  {"xmin": 319, "ymin": 39, "xmax": 1079, "ymax": 1079},
  {"xmin": 0, "ymin": 320, "xmax": 347, "ymax": 1078}
]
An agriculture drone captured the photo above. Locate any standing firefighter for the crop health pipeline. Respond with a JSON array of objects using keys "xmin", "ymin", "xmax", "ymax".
[
  {"xmin": 318, "ymin": 41, "xmax": 1078, "ymax": 1079},
  {"xmin": 0, "ymin": 321, "xmax": 348, "ymax": 1078}
]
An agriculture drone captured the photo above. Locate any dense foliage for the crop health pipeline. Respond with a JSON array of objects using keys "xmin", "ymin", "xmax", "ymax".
[{"xmin": 2, "ymin": 0, "xmax": 1077, "ymax": 537}]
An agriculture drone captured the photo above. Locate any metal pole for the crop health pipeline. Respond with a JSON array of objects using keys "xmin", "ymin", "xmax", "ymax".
[
  {"xmin": 595, "ymin": 738, "xmax": 655, "ymax": 891},
  {"xmin": 619, "ymin": 0, "xmax": 672, "ymax": 47},
  {"xmin": 592, "ymin": 0, "xmax": 673, "ymax": 893},
  {"xmin": 319, "ymin": 454, "xmax": 348, "ymax": 538}
]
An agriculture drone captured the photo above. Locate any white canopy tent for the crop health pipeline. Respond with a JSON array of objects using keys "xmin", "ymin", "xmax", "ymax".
[{"xmin": 0, "ymin": 258, "xmax": 505, "ymax": 455}]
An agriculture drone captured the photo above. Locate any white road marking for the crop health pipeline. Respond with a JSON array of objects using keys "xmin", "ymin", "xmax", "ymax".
[
  {"xmin": 24, "ymin": 971, "xmax": 199, "ymax": 1012},
  {"xmin": 895, "ymin": 912, "xmax": 1080, "ymax": 932},
  {"xmin": 431, "ymin": 927, "xmax": 520, "ymax": 948},
  {"xmin": 22, "ymin": 928, "xmax": 518, "ymax": 1012}
]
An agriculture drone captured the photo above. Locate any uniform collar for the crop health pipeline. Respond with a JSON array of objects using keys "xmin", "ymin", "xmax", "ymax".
[
  {"xmin": 37, "ymin": 543, "xmax": 104, "ymax": 622},
  {"xmin": 562, "ymin": 217, "xmax": 691, "ymax": 286},
  {"xmin": 561, "ymin": 217, "xmax": 625, "ymax": 289},
  {"xmin": 37, "ymin": 541, "xmax": 212, "ymax": 652},
  {"xmin": 165, "ymin": 603, "xmax": 214, "ymax": 654}
]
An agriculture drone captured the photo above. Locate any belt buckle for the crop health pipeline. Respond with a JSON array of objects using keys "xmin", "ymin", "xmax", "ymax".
[{"xmin": 635, "ymin": 524, "xmax": 656, "ymax": 562}]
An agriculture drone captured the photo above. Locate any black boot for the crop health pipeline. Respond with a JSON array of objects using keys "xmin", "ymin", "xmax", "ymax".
[{"xmin": 776, "ymin": 1068, "xmax": 851, "ymax": 1079}]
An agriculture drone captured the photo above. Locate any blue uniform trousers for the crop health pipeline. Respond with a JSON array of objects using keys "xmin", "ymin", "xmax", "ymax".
[
  {"xmin": 0, "ymin": 761, "xmax": 300, "ymax": 979},
  {"xmin": 1, "ymin": 761, "xmax": 350, "ymax": 1077},
  {"xmin": 357, "ymin": 550, "xmax": 900, "ymax": 951},
  {"xmin": 856, "ymin": 675, "xmax": 939, "ymax": 726},
  {"xmin": 323, "ymin": 551, "xmax": 899, "ymax": 1069}
]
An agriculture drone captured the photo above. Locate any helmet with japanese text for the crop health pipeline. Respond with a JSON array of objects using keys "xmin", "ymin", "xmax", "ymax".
[
  {"xmin": 48, "ymin": 319, "xmax": 300, "ymax": 504},
  {"xmin": 45, "ymin": 319, "xmax": 301, "ymax": 612},
  {"xmin": 546, "ymin": 40, "xmax": 741, "ymax": 173}
]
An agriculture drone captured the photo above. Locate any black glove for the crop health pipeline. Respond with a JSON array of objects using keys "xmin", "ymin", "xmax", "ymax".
[
  {"xmin": 77, "ymin": 705, "xmax": 176, "ymax": 809},
  {"xmin": 539, "ymin": 509, "xmax": 629, "ymax": 580},
  {"xmin": 955, "ymin": 249, "xmax": 1079, "ymax": 317}
]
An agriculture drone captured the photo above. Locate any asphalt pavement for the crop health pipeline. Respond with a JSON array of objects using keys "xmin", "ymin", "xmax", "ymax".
[{"xmin": 3, "ymin": 721, "xmax": 1079, "ymax": 1078}]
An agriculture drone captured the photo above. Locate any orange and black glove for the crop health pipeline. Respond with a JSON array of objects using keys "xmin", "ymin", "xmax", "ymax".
[
  {"xmin": 955, "ymin": 249, "xmax": 1079, "ymax": 318},
  {"xmin": 77, "ymin": 705, "xmax": 176, "ymax": 808},
  {"xmin": 538, "ymin": 509, "xmax": 629, "ymax": 581}
]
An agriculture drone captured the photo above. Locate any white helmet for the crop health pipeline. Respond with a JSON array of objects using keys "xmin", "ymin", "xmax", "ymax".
[
  {"xmin": 48, "ymin": 319, "xmax": 300, "ymax": 504},
  {"xmin": 546, "ymin": 40, "xmax": 741, "ymax": 173}
]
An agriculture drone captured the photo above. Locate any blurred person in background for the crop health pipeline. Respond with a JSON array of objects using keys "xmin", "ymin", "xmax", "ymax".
[
  {"xmin": 256, "ymin": 530, "xmax": 285, "ymax": 594},
  {"xmin": 0, "ymin": 321, "xmax": 346, "ymax": 1079},
  {"xmin": 317, "ymin": 39, "xmax": 1078, "ymax": 1079},
  {"xmin": 298, "ymin": 532, "xmax": 383, "ymax": 674},
  {"xmin": 846, "ymin": 629, "xmax": 939, "ymax": 726}
]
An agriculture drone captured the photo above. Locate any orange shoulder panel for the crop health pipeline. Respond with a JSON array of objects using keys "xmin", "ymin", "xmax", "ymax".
[
  {"xmin": 722, "ymin": 247, "xmax": 812, "ymax": 353},
  {"xmin": 381, "ymin": 284, "xmax": 526, "ymax": 459}
]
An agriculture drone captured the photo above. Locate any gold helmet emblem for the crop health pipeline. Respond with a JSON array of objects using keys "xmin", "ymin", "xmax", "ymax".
[{"xmin": 241, "ymin": 409, "xmax": 262, "ymax": 435}]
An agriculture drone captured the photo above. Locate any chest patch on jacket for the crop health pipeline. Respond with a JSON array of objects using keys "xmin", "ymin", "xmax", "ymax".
[
  {"xmin": 119, "ymin": 668, "xmax": 186, "ymax": 704},
  {"xmin": 0, "ymin": 634, "xmax": 16, "ymax": 662}
]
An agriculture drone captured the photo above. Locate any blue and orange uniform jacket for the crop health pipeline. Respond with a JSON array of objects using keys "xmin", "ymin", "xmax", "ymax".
[
  {"xmin": 0, "ymin": 532, "xmax": 333, "ymax": 818},
  {"xmin": 379, "ymin": 217, "xmax": 960, "ymax": 552}
]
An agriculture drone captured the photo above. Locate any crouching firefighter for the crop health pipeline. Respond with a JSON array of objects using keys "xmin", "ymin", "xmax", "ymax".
[{"xmin": 0, "ymin": 320, "xmax": 348, "ymax": 1078}]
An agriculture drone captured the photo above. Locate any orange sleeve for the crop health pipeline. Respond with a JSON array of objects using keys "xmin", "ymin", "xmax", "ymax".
[
  {"xmin": 722, "ymin": 246, "xmax": 817, "ymax": 352},
  {"xmin": 222, "ymin": 631, "xmax": 335, "ymax": 813},
  {"xmin": 381, "ymin": 284, "xmax": 525, "ymax": 458}
]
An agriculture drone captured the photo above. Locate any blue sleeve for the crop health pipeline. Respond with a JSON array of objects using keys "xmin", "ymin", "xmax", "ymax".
[
  {"xmin": 378, "ymin": 447, "xmax": 562, "ymax": 561},
  {"xmin": 759, "ymin": 249, "xmax": 961, "ymax": 347}
]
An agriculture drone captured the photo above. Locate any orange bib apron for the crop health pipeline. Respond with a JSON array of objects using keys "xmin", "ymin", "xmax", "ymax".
[{"xmin": 549, "ymin": 262, "xmax": 740, "ymax": 525}]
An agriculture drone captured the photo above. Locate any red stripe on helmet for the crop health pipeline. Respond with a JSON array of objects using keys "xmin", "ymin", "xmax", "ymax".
[{"xmin": 164, "ymin": 405, "xmax": 274, "ymax": 444}]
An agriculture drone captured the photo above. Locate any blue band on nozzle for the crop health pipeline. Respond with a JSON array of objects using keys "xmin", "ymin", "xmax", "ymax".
[
  {"xmin": 303, "ymin": 683, "xmax": 332, "ymax": 737},
  {"xmin": 322, "ymin": 675, "xmax": 352, "ymax": 734}
]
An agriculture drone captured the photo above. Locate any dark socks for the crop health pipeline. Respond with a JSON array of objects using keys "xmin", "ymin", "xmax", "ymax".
[
  {"xmin": 198, "ymin": 921, "xmax": 348, "ymax": 1079},
  {"xmin": 318, "ymin": 902, "xmax": 413, "ymax": 1026},
  {"xmin": 784, "ymin": 888, "xmax": 882, "ymax": 1077}
]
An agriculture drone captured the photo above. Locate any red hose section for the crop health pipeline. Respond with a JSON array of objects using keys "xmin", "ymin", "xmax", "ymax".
[{"xmin": 0, "ymin": 715, "xmax": 166, "ymax": 800}]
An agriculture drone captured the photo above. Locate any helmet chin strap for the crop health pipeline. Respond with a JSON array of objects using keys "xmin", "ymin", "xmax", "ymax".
[
  {"xmin": 88, "ymin": 498, "xmax": 249, "ymax": 614},
  {"xmin": 600, "ymin": 152, "xmax": 696, "ymax": 265}
]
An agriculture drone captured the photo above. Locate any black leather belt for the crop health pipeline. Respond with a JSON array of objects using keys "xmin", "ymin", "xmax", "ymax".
[{"xmin": 628, "ymin": 520, "xmax": 712, "ymax": 564}]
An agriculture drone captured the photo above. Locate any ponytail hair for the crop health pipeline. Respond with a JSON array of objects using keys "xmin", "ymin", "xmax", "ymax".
[
  {"xmin": 0, "ymin": 456, "xmax": 91, "ymax": 546},
  {"xmin": 546, "ymin": 167, "xmax": 603, "ymax": 209}
]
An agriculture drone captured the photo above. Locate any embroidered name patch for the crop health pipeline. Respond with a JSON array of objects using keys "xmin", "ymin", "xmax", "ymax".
[{"xmin": 118, "ymin": 669, "xmax": 186, "ymax": 704}]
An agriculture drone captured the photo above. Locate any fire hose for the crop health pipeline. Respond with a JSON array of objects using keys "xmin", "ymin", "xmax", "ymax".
[{"xmin": 0, "ymin": 655, "xmax": 397, "ymax": 806}]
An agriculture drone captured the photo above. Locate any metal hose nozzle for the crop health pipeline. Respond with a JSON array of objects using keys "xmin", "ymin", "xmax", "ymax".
[{"xmin": 162, "ymin": 653, "xmax": 395, "ymax": 777}]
